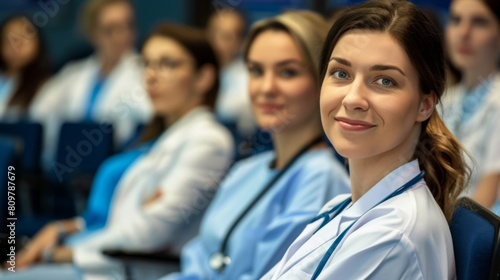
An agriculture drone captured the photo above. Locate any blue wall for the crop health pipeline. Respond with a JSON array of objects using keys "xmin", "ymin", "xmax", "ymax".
[{"xmin": 0, "ymin": 0, "xmax": 190, "ymax": 71}]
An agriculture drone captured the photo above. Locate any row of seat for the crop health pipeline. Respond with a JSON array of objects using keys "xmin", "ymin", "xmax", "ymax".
[{"xmin": 0, "ymin": 120, "xmax": 272, "ymax": 225}]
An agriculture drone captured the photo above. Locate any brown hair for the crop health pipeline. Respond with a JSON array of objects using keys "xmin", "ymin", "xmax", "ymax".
[
  {"xmin": 243, "ymin": 10, "xmax": 328, "ymax": 83},
  {"xmin": 0, "ymin": 15, "xmax": 51, "ymax": 112},
  {"xmin": 139, "ymin": 23, "xmax": 220, "ymax": 143},
  {"xmin": 80, "ymin": 0, "xmax": 134, "ymax": 37},
  {"xmin": 319, "ymin": 0, "xmax": 470, "ymax": 220},
  {"xmin": 482, "ymin": 0, "xmax": 500, "ymax": 23}
]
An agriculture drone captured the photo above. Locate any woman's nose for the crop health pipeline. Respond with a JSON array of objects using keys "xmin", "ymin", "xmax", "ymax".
[{"xmin": 342, "ymin": 80, "xmax": 369, "ymax": 112}]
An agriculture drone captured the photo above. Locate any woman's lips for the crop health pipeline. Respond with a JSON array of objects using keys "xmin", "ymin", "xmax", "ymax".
[
  {"xmin": 147, "ymin": 90, "xmax": 161, "ymax": 99},
  {"xmin": 259, "ymin": 104, "xmax": 283, "ymax": 114},
  {"xmin": 456, "ymin": 46, "xmax": 472, "ymax": 55},
  {"xmin": 335, "ymin": 117, "xmax": 376, "ymax": 131}
]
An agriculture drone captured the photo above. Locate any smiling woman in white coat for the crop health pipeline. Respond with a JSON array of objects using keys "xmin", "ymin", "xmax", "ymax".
[
  {"xmin": 263, "ymin": 1, "xmax": 471, "ymax": 279},
  {"xmin": 29, "ymin": 0, "xmax": 152, "ymax": 168},
  {"xmin": 1, "ymin": 23, "xmax": 234, "ymax": 280}
]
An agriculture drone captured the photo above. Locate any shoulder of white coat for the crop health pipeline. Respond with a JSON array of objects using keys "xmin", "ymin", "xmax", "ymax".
[
  {"xmin": 441, "ymin": 83, "xmax": 462, "ymax": 108},
  {"xmin": 57, "ymin": 56, "xmax": 96, "ymax": 76},
  {"xmin": 365, "ymin": 182, "xmax": 447, "ymax": 239},
  {"xmin": 487, "ymin": 74, "xmax": 500, "ymax": 108},
  {"xmin": 185, "ymin": 113, "xmax": 234, "ymax": 150}
]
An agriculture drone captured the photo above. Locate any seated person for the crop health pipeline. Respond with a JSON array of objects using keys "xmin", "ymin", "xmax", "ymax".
[
  {"xmin": 29, "ymin": 0, "xmax": 152, "ymax": 170},
  {"xmin": 0, "ymin": 14, "xmax": 51, "ymax": 121},
  {"xmin": 207, "ymin": 8, "xmax": 256, "ymax": 137},
  {"xmin": 2, "ymin": 22, "xmax": 234, "ymax": 280},
  {"xmin": 263, "ymin": 1, "xmax": 469, "ymax": 278},
  {"xmin": 441, "ymin": 0, "xmax": 500, "ymax": 214},
  {"xmin": 162, "ymin": 11, "xmax": 350, "ymax": 280}
]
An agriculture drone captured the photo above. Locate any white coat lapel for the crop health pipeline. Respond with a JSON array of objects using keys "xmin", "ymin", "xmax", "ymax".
[
  {"xmin": 279, "ymin": 205, "xmax": 355, "ymax": 275},
  {"xmin": 279, "ymin": 161, "xmax": 422, "ymax": 276},
  {"xmin": 66, "ymin": 57, "xmax": 99, "ymax": 120}
]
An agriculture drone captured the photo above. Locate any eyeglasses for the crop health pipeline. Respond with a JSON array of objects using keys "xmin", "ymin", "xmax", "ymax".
[
  {"xmin": 140, "ymin": 57, "xmax": 190, "ymax": 76},
  {"xmin": 98, "ymin": 21, "xmax": 135, "ymax": 37}
]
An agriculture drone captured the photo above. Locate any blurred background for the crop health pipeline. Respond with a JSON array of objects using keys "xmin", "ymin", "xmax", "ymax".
[{"xmin": 0, "ymin": 0, "xmax": 452, "ymax": 73}]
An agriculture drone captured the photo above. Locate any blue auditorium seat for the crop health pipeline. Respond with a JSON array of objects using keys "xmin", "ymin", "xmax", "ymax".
[
  {"xmin": 0, "ymin": 121, "xmax": 43, "ymax": 175},
  {"xmin": 450, "ymin": 197, "xmax": 500, "ymax": 280}
]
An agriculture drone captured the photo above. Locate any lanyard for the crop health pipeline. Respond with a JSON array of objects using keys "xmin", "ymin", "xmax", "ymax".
[
  {"xmin": 209, "ymin": 135, "xmax": 324, "ymax": 272},
  {"xmin": 311, "ymin": 171, "xmax": 425, "ymax": 280}
]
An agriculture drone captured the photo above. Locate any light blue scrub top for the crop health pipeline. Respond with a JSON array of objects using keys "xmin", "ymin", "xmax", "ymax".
[
  {"xmin": 83, "ymin": 75, "xmax": 106, "ymax": 121},
  {"xmin": 166, "ymin": 149, "xmax": 350, "ymax": 280},
  {"xmin": 0, "ymin": 75, "xmax": 14, "ymax": 105}
]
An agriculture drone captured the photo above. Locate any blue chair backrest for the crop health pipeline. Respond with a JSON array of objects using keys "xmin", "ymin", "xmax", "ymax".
[
  {"xmin": 50, "ymin": 122, "xmax": 114, "ymax": 183},
  {"xmin": 450, "ymin": 197, "xmax": 500, "ymax": 280},
  {"xmin": 0, "ymin": 121, "xmax": 42, "ymax": 174},
  {"xmin": 0, "ymin": 139, "xmax": 16, "ymax": 225}
]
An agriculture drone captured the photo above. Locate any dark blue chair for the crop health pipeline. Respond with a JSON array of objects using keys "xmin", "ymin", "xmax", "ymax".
[
  {"xmin": 48, "ymin": 122, "xmax": 114, "ymax": 184},
  {"xmin": 0, "ymin": 121, "xmax": 43, "ymax": 175},
  {"xmin": 45, "ymin": 122, "xmax": 114, "ymax": 219},
  {"xmin": 0, "ymin": 122, "xmax": 45, "ymax": 220},
  {"xmin": 450, "ymin": 197, "xmax": 500, "ymax": 280},
  {"xmin": 0, "ymin": 139, "xmax": 16, "ymax": 262},
  {"xmin": 0, "ymin": 139, "xmax": 16, "ymax": 229}
]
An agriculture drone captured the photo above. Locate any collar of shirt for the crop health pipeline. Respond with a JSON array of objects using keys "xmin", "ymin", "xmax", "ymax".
[{"xmin": 278, "ymin": 160, "xmax": 422, "ymax": 274}]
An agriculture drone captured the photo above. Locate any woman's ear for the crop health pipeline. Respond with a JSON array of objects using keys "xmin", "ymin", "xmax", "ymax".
[
  {"xmin": 416, "ymin": 91, "xmax": 437, "ymax": 122},
  {"xmin": 194, "ymin": 64, "xmax": 216, "ymax": 98}
]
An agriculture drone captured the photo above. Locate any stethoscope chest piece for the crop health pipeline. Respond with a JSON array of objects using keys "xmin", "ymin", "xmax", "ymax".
[{"xmin": 210, "ymin": 252, "xmax": 231, "ymax": 272}]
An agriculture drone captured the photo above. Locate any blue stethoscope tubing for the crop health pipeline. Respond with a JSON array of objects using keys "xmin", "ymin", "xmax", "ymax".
[{"xmin": 310, "ymin": 171, "xmax": 425, "ymax": 280}]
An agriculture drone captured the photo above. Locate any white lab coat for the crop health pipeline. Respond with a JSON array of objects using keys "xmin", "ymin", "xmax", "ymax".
[
  {"xmin": 263, "ymin": 160, "xmax": 455, "ymax": 280},
  {"xmin": 440, "ymin": 73, "xmax": 500, "ymax": 200},
  {"xmin": 215, "ymin": 58, "xmax": 256, "ymax": 136},
  {"xmin": 70, "ymin": 107, "xmax": 234, "ymax": 277},
  {"xmin": 29, "ymin": 51, "xmax": 152, "ymax": 166}
]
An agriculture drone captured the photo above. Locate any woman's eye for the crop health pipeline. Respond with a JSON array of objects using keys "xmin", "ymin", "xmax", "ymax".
[
  {"xmin": 472, "ymin": 17, "xmax": 489, "ymax": 27},
  {"xmin": 248, "ymin": 67, "xmax": 263, "ymax": 76},
  {"xmin": 281, "ymin": 69, "xmax": 297, "ymax": 78},
  {"xmin": 449, "ymin": 15, "xmax": 460, "ymax": 25},
  {"xmin": 159, "ymin": 59, "xmax": 178, "ymax": 69},
  {"xmin": 330, "ymin": 69, "xmax": 349, "ymax": 79},
  {"xmin": 375, "ymin": 77, "xmax": 396, "ymax": 87}
]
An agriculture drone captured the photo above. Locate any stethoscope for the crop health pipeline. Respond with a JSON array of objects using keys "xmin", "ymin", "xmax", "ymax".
[
  {"xmin": 310, "ymin": 171, "xmax": 425, "ymax": 280},
  {"xmin": 209, "ymin": 135, "xmax": 325, "ymax": 272}
]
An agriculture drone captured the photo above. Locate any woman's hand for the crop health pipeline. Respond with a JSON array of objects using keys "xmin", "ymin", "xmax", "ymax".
[
  {"xmin": 52, "ymin": 246, "xmax": 73, "ymax": 263},
  {"xmin": 13, "ymin": 223, "xmax": 59, "ymax": 269}
]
